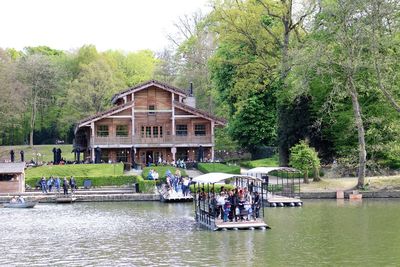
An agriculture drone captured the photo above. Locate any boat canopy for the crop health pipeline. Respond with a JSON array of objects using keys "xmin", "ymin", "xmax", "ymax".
[
  {"xmin": 246, "ymin": 167, "xmax": 298, "ymax": 175},
  {"xmin": 192, "ymin": 172, "xmax": 262, "ymax": 184}
]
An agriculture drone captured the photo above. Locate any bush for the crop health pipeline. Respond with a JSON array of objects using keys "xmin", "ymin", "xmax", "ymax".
[
  {"xmin": 197, "ymin": 163, "xmax": 240, "ymax": 174},
  {"xmin": 26, "ymin": 175, "xmax": 157, "ymax": 193},
  {"xmin": 134, "ymin": 175, "xmax": 157, "ymax": 193}
]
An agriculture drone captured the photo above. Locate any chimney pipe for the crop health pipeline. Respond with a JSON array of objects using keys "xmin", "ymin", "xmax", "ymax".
[{"xmin": 190, "ymin": 82, "xmax": 193, "ymax": 96}]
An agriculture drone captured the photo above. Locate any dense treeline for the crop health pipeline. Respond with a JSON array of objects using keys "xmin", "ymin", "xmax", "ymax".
[{"xmin": 1, "ymin": 0, "xmax": 400, "ymax": 187}]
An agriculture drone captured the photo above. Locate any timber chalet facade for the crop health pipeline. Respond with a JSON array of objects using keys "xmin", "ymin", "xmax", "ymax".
[{"xmin": 74, "ymin": 80, "xmax": 225, "ymax": 166}]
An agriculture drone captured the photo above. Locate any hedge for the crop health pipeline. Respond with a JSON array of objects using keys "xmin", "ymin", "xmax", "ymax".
[
  {"xmin": 26, "ymin": 175, "xmax": 135, "ymax": 188},
  {"xmin": 197, "ymin": 163, "xmax": 240, "ymax": 174}
]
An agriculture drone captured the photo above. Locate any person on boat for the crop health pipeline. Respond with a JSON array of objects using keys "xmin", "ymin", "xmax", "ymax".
[
  {"xmin": 182, "ymin": 177, "xmax": 190, "ymax": 196},
  {"xmin": 17, "ymin": 196, "xmax": 25, "ymax": 203},
  {"xmin": 40, "ymin": 177, "xmax": 47, "ymax": 194},
  {"xmin": 63, "ymin": 177, "xmax": 69, "ymax": 195},
  {"xmin": 10, "ymin": 196, "xmax": 17, "ymax": 203},
  {"xmin": 253, "ymin": 191, "xmax": 261, "ymax": 219},
  {"xmin": 228, "ymin": 190, "xmax": 239, "ymax": 222},
  {"xmin": 47, "ymin": 176, "xmax": 54, "ymax": 192},
  {"xmin": 54, "ymin": 177, "xmax": 61, "ymax": 193},
  {"xmin": 217, "ymin": 192, "xmax": 226, "ymax": 220},
  {"xmin": 70, "ymin": 177, "xmax": 76, "ymax": 193},
  {"xmin": 223, "ymin": 200, "xmax": 231, "ymax": 222}
]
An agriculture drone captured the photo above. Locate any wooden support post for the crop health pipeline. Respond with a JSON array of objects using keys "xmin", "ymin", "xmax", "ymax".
[{"xmin": 90, "ymin": 122, "xmax": 95, "ymax": 162}]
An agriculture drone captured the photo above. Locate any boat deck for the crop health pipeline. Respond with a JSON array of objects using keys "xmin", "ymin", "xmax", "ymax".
[
  {"xmin": 214, "ymin": 219, "xmax": 270, "ymax": 230},
  {"xmin": 266, "ymin": 195, "xmax": 303, "ymax": 207},
  {"xmin": 159, "ymin": 185, "xmax": 193, "ymax": 202}
]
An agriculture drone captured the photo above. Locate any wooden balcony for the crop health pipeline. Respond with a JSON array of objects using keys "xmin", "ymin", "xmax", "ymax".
[
  {"xmin": 91, "ymin": 135, "xmax": 212, "ymax": 147},
  {"xmin": 92, "ymin": 136, "xmax": 132, "ymax": 147}
]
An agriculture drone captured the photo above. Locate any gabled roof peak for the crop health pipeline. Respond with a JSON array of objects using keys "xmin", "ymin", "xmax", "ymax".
[{"xmin": 111, "ymin": 80, "xmax": 188, "ymax": 104}]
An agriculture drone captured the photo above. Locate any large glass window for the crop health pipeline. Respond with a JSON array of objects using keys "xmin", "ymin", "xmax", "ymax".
[
  {"xmin": 176, "ymin": 125, "xmax": 188, "ymax": 136},
  {"xmin": 116, "ymin": 125, "xmax": 128, "ymax": 137},
  {"xmin": 97, "ymin": 125, "xmax": 109, "ymax": 137},
  {"xmin": 194, "ymin": 124, "xmax": 206, "ymax": 136},
  {"xmin": 141, "ymin": 126, "xmax": 163, "ymax": 138}
]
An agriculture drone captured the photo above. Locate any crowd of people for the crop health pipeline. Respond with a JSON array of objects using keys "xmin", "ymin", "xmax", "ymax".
[
  {"xmin": 165, "ymin": 169, "xmax": 192, "ymax": 197},
  {"xmin": 38, "ymin": 176, "xmax": 77, "ymax": 195},
  {"xmin": 199, "ymin": 186, "xmax": 261, "ymax": 222}
]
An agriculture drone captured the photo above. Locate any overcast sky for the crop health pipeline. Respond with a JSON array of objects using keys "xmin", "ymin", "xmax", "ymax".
[{"xmin": 1, "ymin": 0, "xmax": 210, "ymax": 53}]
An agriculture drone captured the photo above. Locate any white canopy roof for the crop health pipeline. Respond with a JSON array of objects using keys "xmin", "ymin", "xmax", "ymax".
[
  {"xmin": 246, "ymin": 167, "xmax": 298, "ymax": 175},
  {"xmin": 192, "ymin": 172, "xmax": 262, "ymax": 184}
]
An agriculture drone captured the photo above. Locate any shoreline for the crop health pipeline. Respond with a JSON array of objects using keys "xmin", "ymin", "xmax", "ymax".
[{"xmin": 0, "ymin": 189, "xmax": 160, "ymax": 203}]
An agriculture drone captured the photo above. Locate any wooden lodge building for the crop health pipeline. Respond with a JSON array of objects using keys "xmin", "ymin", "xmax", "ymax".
[{"xmin": 74, "ymin": 80, "xmax": 225, "ymax": 166}]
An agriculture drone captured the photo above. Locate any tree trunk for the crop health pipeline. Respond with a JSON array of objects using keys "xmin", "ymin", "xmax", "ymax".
[
  {"xmin": 313, "ymin": 166, "xmax": 321, "ymax": 182},
  {"xmin": 348, "ymin": 76, "xmax": 366, "ymax": 188},
  {"xmin": 29, "ymin": 93, "xmax": 37, "ymax": 147},
  {"xmin": 303, "ymin": 170, "xmax": 309, "ymax": 184}
]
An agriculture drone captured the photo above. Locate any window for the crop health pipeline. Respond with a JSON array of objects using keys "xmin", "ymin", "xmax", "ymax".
[
  {"xmin": 148, "ymin": 105, "xmax": 155, "ymax": 115},
  {"xmin": 176, "ymin": 125, "xmax": 188, "ymax": 136},
  {"xmin": 141, "ymin": 126, "xmax": 163, "ymax": 138},
  {"xmin": 146, "ymin": 126, "xmax": 152, "ymax": 138},
  {"xmin": 153, "ymin": 127, "xmax": 158, "ymax": 138},
  {"xmin": 195, "ymin": 124, "xmax": 206, "ymax": 136},
  {"xmin": 116, "ymin": 125, "xmax": 128, "ymax": 137},
  {"xmin": 97, "ymin": 125, "xmax": 109, "ymax": 137}
]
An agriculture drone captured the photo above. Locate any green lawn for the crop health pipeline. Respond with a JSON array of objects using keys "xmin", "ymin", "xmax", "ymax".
[
  {"xmin": 240, "ymin": 155, "xmax": 279, "ymax": 168},
  {"xmin": 0, "ymin": 144, "xmax": 75, "ymax": 162},
  {"xmin": 142, "ymin": 166, "xmax": 187, "ymax": 179},
  {"xmin": 197, "ymin": 163, "xmax": 241, "ymax": 174},
  {"xmin": 26, "ymin": 163, "xmax": 124, "ymax": 179}
]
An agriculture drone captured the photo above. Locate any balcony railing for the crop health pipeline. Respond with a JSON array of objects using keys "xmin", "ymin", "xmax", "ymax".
[
  {"xmin": 91, "ymin": 135, "xmax": 212, "ymax": 147},
  {"xmin": 92, "ymin": 136, "xmax": 132, "ymax": 146}
]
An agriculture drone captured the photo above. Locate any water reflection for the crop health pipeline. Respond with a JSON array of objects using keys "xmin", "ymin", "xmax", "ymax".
[{"xmin": 1, "ymin": 200, "xmax": 400, "ymax": 266}]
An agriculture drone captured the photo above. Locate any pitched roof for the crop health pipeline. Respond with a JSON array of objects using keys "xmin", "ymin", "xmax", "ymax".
[
  {"xmin": 174, "ymin": 101, "xmax": 226, "ymax": 126},
  {"xmin": 111, "ymin": 80, "xmax": 188, "ymax": 104},
  {"xmin": 0, "ymin": 162, "xmax": 26, "ymax": 173},
  {"xmin": 76, "ymin": 101, "xmax": 134, "ymax": 129}
]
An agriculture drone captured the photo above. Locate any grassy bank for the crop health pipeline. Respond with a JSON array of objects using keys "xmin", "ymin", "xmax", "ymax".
[
  {"xmin": 0, "ymin": 144, "xmax": 74, "ymax": 162},
  {"xmin": 197, "ymin": 163, "xmax": 240, "ymax": 174},
  {"xmin": 25, "ymin": 163, "xmax": 124, "ymax": 179},
  {"xmin": 300, "ymin": 176, "xmax": 400, "ymax": 192},
  {"xmin": 240, "ymin": 155, "xmax": 279, "ymax": 168}
]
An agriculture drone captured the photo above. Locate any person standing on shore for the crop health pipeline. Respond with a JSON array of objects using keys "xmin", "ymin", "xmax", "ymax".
[
  {"xmin": 62, "ymin": 177, "xmax": 69, "ymax": 195},
  {"xmin": 40, "ymin": 177, "xmax": 47, "ymax": 194},
  {"xmin": 70, "ymin": 176, "xmax": 76, "ymax": 193},
  {"xmin": 47, "ymin": 176, "xmax": 54, "ymax": 192},
  {"xmin": 54, "ymin": 177, "xmax": 61, "ymax": 193}
]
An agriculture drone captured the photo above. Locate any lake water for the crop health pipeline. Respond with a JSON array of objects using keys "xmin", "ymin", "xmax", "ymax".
[{"xmin": 1, "ymin": 199, "xmax": 400, "ymax": 266}]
